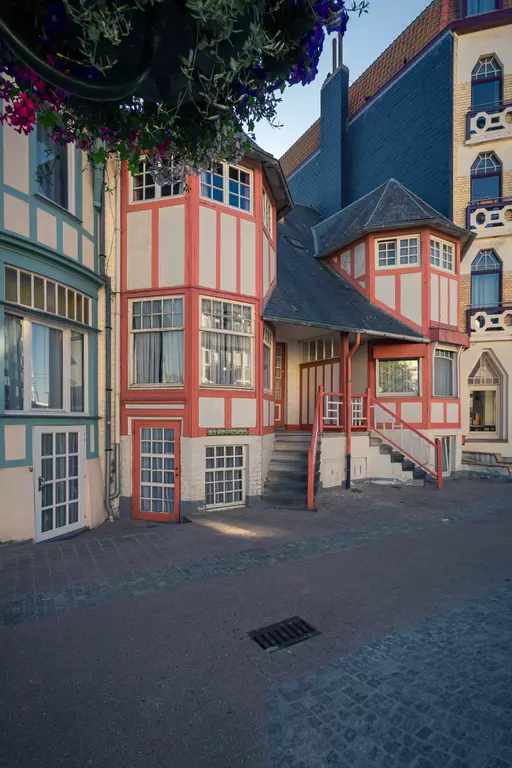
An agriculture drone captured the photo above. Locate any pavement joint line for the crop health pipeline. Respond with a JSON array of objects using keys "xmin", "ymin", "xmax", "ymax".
[{"xmin": 0, "ymin": 505, "xmax": 506, "ymax": 627}]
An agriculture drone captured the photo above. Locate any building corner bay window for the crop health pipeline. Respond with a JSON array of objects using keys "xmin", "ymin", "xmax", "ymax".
[
  {"xmin": 132, "ymin": 299, "xmax": 184, "ymax": 385},
  {"xmin": 433, "ymin": 349, "xmax": 457, "ymax": 398},
  {"xmin": 201, "ymin": 299, "xmax": 253, "ymax": 388},
  {"xmin": 378, "ymin": 359, "xmax": 419, "ymax": 396},
  {"xmin": 36, "ymin": 123, "xmax": 68, "ymax": 209},
  {"xmin": 4, "ymin": 314, "xmax": 85, "ymax": 412}
]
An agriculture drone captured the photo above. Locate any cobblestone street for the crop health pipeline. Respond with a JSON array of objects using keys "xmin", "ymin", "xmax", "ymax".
[{"xmin": 1, "ymin": 480, "xmax": 511, "ymax": 767}]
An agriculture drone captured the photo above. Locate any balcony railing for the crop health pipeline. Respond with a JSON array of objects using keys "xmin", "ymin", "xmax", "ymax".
[
  {"xmin": 468, "ymin": 306, "xmax": 512, "ymax": 337},
  {"xmin": 466, "ymin": 102, "xmax": 512, "ymax": 143},
  {"xmin": 467, "ymin": 198, "xmax": 512, "ymax": 237}
]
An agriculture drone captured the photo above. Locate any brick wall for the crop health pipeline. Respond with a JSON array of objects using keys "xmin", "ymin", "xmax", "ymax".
[{"xmin": 347, "ymin": 34, "xmax": 454, "ymax": 217}]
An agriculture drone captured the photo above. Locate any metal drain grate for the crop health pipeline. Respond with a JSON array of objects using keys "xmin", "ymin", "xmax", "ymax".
[{"xmin": 248, "ymin": 616, "xmax": 320, "ymax": 652}]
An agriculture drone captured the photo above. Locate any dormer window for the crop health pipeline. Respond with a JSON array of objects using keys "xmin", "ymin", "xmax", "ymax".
[{"xmin": 375, "ymin": 236, "xmax": 419, "ymax": 269}]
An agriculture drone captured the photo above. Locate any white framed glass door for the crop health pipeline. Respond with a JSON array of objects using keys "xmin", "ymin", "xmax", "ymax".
[{"xmin": 33, "ymin": 426, "xmax": 86, "ymax": 542}]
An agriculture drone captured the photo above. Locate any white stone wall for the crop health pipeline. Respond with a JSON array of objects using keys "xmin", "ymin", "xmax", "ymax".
[{"xmin": 181, "ymin": 434, "xmax": 273, "ymax": 509}]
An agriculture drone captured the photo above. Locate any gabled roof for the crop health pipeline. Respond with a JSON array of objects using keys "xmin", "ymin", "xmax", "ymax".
[
  {"xmin": 313, "ymin": 179, "xmax": 474, "ymax": 258},
  {"xmin": 263, "ymin": 205, "xmax": 426, "ymax": 342}
]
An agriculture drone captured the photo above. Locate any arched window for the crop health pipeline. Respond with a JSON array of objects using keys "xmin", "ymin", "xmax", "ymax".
[
  {"xmin": 471, "ymin": 152, "xmax": 502, "ymax": 203},
  {"xmin": 471, "ymin": 250, "xmax": 502, "ymax": 308},
  {"xmin": 468, "ymin": 351, "xmax": 502, "ymax": 435},
  {"xmin": 471, "ymin": 55, "xmax": 502, "ymax": 110}
]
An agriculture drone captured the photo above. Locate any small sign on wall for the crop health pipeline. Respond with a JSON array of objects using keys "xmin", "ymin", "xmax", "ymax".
[{"xmin": 206, "ymin": 428, "xmax": 250, "ymax": 437}]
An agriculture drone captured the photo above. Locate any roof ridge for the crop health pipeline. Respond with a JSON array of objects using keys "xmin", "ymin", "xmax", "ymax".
[{"xmin": 365, "ymin": 179, "xmax": 393, "ymax": 227}]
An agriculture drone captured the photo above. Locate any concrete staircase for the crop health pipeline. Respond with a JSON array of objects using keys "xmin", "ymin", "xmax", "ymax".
[
  {"xmin": 262, "ymin": 432, "xmax": 315, "ymax": 508},
  {"xmin": 367, "ymin": 436, "xmax": 427, "ymax": 486}
]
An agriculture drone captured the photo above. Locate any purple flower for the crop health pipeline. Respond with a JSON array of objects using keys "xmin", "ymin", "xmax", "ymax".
[{"xmin": 44, "ymin": 4, "xmax": 67, "ymax": 35}]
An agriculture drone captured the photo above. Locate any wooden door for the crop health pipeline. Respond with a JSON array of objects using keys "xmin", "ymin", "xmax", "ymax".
[{"xmin": 133, "ymin": 421, "xmax": 181, "ymax": 522}]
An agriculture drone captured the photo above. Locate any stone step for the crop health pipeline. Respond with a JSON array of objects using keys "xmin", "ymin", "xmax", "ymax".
[
  {"xmin": 265, "ymin": 479, "xmax": 308, "ymax": 494},
  {"xmin": 270, "ymin": 459, "xmax": 309, "ymax": 472},
  {"xmin": 262, "ymin": 491, "xmax": 308, "ymax": 508},
  {"xmin": 402, "ymin": 459, "xmax": 415, "ymax": 473},
  {"xmin": 267, "ymin": 469, "xmax": 308, "ymax": 483},
  {"xmin": 379, "ymin": 444, "xmax": 393, "ymax": 455},
  {"xmin": 390, "ymin": 450, "xmax": 405, "ymax": 464}
]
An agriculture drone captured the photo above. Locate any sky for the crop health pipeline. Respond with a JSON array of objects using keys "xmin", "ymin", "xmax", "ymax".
[{"xmin": 253, "ymin": 0, "xmax": 432, "ymax": 159}]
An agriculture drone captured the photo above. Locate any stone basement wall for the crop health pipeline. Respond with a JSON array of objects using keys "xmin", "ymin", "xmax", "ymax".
[{"xmin": 454, "ymin": 450, "xmax": 512, "ymax": 482}]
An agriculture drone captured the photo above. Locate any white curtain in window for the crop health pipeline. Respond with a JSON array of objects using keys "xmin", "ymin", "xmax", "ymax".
[
  {"xmin": 434, "ymin": 357, "xmax": 453, "ymax": 397},
  {"xmin": 4, "ymin": 314, "xmax": 23, "ymax": 410},
  {"xmin": 134, "ymin": 333, "xmax": 161, "ymax": 384},
  {"xmin": 202, "ymin": 332, "xmax": 251, "ymax": 386},
  {"xmin": 162, "ymin": 330, "xmax": 184, "ymax": 384},
  {"xmin": 134, "ymin": 331, "xmax": 184, "ymax": 384}
]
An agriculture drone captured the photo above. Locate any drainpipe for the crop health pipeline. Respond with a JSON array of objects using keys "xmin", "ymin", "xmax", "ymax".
[
  {"xmin": 97, "ymin": 164, "xmax": 115, "ymax": 522},
  {"xmin": 345, "ymin": 332, "xmax": 361, "ymax": 489}
]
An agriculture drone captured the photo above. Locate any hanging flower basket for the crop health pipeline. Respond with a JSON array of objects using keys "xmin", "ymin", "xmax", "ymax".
[{"xmin": 0, "ymin": 0, "xmax": 368, "ymax": 182}]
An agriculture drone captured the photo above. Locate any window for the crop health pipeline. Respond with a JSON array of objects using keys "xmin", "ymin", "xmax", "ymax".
[
  {"xmin": 471, "ymin": 250, "xmax": 501, "ymax": 308},
  {"xmin": 205, "ymin": 446, "xmax": 244, "ymax": 507},
  {"xmin": 131, "ymin": 298, "xmax": 184, "ymax": 385},
  {"xmin": 469, "ymin": 352, "xmax": 501, "ymax": 434},
  {"xmin": 263, "ymin": 187, "xmax": 273, "ymax": 235},
  {"xmin": 471, "ymin": 152, "xmax": 502, "ymax": 202},
  {"xmin": 36, "ymin": 124, "xmax": 69, "ymax": 209},
  {"xmin": 471, "ymin": 56, "xmax": 502, "ymax": 110},
  {"xmin": 300, "ymin": 334, "xmax": 340, "ymax": 363},
  {"xmin": 4, "ymin": 266, "xmax": 91, "ymax": 325},
  {"xmin": 4, "ymin": 314, "xmax": 86, "ymax": 413},
  {"xmin": 376, "ymin": 236, "xmax": 419, "ymax": 268},
  {"xmin": 263, "ymin": 326, "xmax": 273, "ymax": 392},
  {"xmin": 140, "ymin": 427, "xmax": 176, "ymax": 514},
  {"xmin": 200, "ymin": 299, "xmax": 253, "ymax": 388},
  {"xmin": 465, "ymin": 0, "xmax": 500, "ymax": 16},
  {"xmin": 132, "ymin": 159, "xmax": 183, "ymax": 202},
  {"xmin": 200, "ymin": 163, "xmax": 252, "ymax": 212},
  {"xmin": 377, "ymin": 359, "xmax": 420, "ymax": 396},
  {"xmin": 433, "ymin": 349, "xmax": 458, "ymax": 397},
  {"xmin": 430, "ymin": 237, "xmax": 454, "ymax": 271}
]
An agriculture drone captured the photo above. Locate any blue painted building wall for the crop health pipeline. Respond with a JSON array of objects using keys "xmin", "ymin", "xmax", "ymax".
[{"xmin": 288, "ymin": 32, "xmax": 454, "ymax": 220}]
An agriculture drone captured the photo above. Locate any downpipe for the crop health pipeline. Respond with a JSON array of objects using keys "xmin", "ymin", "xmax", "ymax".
[
  {"xmin": 345, "ymin": 332, "xmax": 361, "ymax": 490},
  {"xmin": 97, "ymin": 161, "xmax": 118, "ymax": 521}
]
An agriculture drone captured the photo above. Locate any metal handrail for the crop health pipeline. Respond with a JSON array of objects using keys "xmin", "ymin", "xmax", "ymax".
[
  {"xmin": 307, "ymin": 385, "xmax": 324, "ymax": 510},
  {"xmin": 369, "ymin": 395, "xmax": 443, "ymax": 489}
]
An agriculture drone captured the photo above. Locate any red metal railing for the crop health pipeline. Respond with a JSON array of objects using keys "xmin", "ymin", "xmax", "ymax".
[
  {"xmin": 322, "ymin": 393, "xmax": 368, "ymax": 430},
  {"xmin": 367, "ymin": 391, "xmax": 443, "ymax": 489},
  {"xmin": 307, "ymin": 385, "xmax": 324, "ymax": 510}
]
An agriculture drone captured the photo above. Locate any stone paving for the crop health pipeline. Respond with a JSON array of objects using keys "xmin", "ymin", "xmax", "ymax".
[
  {"xmin": 269, "ymin": 584, "xmax": 512, "ymax": 768},
  {"xmin": 1, "ymin": 479, "xmax": 511, "ymax": 768}
]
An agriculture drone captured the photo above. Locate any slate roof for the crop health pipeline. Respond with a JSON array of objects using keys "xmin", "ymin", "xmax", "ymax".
[
  {"xmin": 313, "ymin": 178, "xmax": 474, "ymax": 258},
  {"xmin": 280, "ymin": 0, "xmax": 458, "ymax": 176},
  {"xmin": 263, "ymin": 205, "xmax": 426, "ymax": 341}
]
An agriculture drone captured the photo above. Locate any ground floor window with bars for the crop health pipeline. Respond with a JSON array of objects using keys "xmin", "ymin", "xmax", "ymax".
[{"xmin": 205, "ymin": 445, "xmax": 245, "ymax": 507}]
